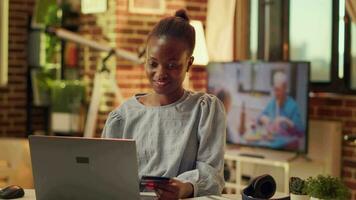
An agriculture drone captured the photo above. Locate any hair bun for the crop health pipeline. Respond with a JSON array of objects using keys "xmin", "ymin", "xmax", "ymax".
[{"xmin": 175, "ymin": 9, "xmax": 190, "ymax": 22}]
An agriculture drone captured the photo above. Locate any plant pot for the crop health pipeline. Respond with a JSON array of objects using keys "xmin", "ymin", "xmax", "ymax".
[
  {"xmin": 290, "ymin": 193, "xmax": 310, "ymax": 200},
  {"xmin": 310, "ymin": 197, "xmax": 324, "ymax": 200}
]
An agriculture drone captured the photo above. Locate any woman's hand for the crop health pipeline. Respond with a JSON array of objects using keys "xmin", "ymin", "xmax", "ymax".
[
  {"xmin": 274, "ymin": 116, "xmax": 294, "ymax": 128},
  {"xmin": 154, "ymin": 179, "xmax": 193, "ymax": 200}
]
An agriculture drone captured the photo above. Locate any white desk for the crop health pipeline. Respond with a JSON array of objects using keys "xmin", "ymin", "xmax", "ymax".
[{"xmin": 23, "ymin": 189, "xmax": 239, "ymax": 200}]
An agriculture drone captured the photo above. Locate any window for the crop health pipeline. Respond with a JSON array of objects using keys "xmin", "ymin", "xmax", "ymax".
[
  {"xmin": 351, "ymin": 21, "xmax": 356, "ymax": 89},
  {"xmin": 289, "ymin": 0, "xmax": 333, "ymax": 82},
  {"xmin": 249, "ymin": 0, "xmax": 259, "ymax": 60},
  {"xmin": 246, "ymin": 0, "xmax": 354, "ymax": 92}
]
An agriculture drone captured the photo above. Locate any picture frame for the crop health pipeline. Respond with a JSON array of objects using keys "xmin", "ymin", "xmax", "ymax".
[
  {"xmin": 128, "ymin": 0, "xmax": 165, "ymax": 14},
  {"xmin": 0, "ymin": 0, "xmax": 9, "ymax": 86}
]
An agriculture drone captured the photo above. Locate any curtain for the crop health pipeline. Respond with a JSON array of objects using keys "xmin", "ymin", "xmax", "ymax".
[
  {"xmin": 206, "ymin": 0, "xmax": 236, "ymax": 62},
  {"xmin": 234, "ymin": 0, "xmax": 249, "ymax": 60},
  {"xmin": 347, "ymin": 0, "xmax": 356, "ymax": 23}
]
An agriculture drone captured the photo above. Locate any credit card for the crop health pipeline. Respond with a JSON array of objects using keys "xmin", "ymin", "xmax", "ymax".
[{"xmin": 140, "ymin": 176, "xmax": 170, "ymax": 189}]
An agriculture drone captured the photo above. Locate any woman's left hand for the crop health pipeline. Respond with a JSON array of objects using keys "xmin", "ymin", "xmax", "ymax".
[{"xmin": 154, "ymin": 179, "xmax": 193, "ymax": 200}]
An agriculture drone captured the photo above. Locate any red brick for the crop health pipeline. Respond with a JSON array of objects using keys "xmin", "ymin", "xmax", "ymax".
[
  {"xmin": 167, "ymin": 5, "xmax": 186, "ymax": 10},
  {"xmin": 324, "ymin": 98, "xmax": 343, "ymax": 106},
  {"xmin": 345, "ymin": 100, "xmax": 356, "ymax": 107},
  {"xmin": 344, "ymin": 121, "xmax": 356, "ymax": 128},
  {"xmin": 8, "ymin": 79, "xmax": 25, "ymax": 85},
  {"xmin": 90, "ymin": 28, "xmax": 102, "ymax": 35},
  {"xmin": 8, "ymin": 43, "xmax": 26, "ymax": 51},
  {"xmin": 5, "ymin": 131, "xmax": 26, "ymax": 137},
  {"xmin": 345, "ymin": 142, "xmax": 356, "ymax": 148},
  {"xmin": 316, "ymin": 107, "xmax": 335, "ymax": 117},
  {"xmin": 147, "ymin": 21, "xmax": 157, "ymax": 26},
  {"xmin": 127, "ymin": 20, "xmax": 144, "ymax": 26},
  {"xmin": 335, "ymin": 109, "xmax": 353, "ymax": 117},
  {"xmin": 188, "ymin": 0, "xmax": 207, "ymax": 2},
  {"xmin": 0, "ymin": 0, "xmax": 32, "ymax": 137},
  {"xmin": 115, "ymin": 28, "xmax": 134, "ymax": 34},
  {"xmin": 310, "ymin": 97, "xmax": 343, "ymax": 106},
  {"xmin": 0, "ymin": 121, "xmax": 10, "ymax": 126},
  {"xmin": 8, "ymin": 19, "xmax": 27, "ymax": 28},
  {"xmin": 308, "ymin": 107, "xmax": 315, "ymax": 116},
  {"xmin": 343, "ymin": 148, "xmax": 355, "ymax": 157},
  {"xmin": 187, "ymin": 6, "xmax": 202, "ymax": 11},
  {"xmin": 344, "ymin": 160, "xmax": 356, "ymax": 168},
  {"xmin": 137, "ymin": 30, "xmax": 150, "ymax": 35},
  {"xmin": 344, "ymin": 180, "xmax": 356, "ymax": 190},
  {"xmin": 343, "ymin": 169, "xmax": 353, "ymax": 178},
  {"xmin": 0, "ymin": 87, "xmax": 9, "ymax": 92},
  {"xmin": 190, "ymin": 15, "xmax": 206, "ymax": 22}
]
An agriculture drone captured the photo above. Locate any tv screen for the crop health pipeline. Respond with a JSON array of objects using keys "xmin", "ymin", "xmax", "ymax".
[{"xmin": 207, "ymin": 61, "xmax": 309, "ymax": 153}]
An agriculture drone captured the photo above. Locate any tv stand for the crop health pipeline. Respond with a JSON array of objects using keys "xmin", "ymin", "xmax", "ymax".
[
  {"xmin": 225, "ymin": 149, "xmax": 291, "ymax": 194},
  {"xmin": 223, "ymin": 120, "xmax": 343, "ymax": 195},
  {"xmin": 288, "ymin": 153, "xmax": 312, "ymax": 162}
]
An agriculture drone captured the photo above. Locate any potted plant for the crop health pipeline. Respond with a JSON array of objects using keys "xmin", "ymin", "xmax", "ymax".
[
  {"xmin": 306, "ymin": 175, "xmax": 350, "ymax": 200},
  {"xmin": 289, "ymin": 177, "xmax": 309, "ymax": 200}
]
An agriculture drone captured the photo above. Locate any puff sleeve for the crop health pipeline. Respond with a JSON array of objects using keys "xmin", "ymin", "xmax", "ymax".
[
  {"xmin": 176, "ymin": 95, "xmax": 226, "ymax": 196},
  {"xmin": 101, "ymin": 110, "xmax": 125, "ymax": 138}
]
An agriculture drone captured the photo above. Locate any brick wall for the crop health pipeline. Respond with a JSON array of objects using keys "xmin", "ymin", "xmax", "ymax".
[
  {"xmin": 0, "ymin": 0, "xmax": 34, "ymax": 137},
  {"xmin": 309, "ymin": 95, "xmax": 356, "ymax": 199}
]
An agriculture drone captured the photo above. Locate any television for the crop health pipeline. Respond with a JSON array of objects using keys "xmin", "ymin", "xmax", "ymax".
[{"xmin": 207, "ymin": 61, "xmax": 310, "ymax": 153}]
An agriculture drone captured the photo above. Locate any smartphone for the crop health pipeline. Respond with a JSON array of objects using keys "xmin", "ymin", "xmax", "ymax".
[{"xmin": 140, "ymin": 176, "xmax": 170, "ymax": 190}]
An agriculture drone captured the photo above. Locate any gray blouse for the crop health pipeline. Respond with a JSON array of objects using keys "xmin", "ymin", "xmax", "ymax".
[{"xmin": 101, "ymin": 91, "xmax": 226, "ymax": 196}]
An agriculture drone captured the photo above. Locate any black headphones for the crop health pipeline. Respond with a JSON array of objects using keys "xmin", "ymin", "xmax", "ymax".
[{"xmin": 241, "ymin": 174, "xmax": 290, "ymax": 200}]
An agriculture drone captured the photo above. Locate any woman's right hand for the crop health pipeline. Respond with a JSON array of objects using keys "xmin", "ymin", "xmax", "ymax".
[{"xmin": 154, "ymin": 179, "xmax": 193, "ymax": 200}]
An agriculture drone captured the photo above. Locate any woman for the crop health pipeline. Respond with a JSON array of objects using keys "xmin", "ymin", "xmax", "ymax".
[{"xmin": 102, "ymin": 9, "xmax": 226, "ymax": 199}]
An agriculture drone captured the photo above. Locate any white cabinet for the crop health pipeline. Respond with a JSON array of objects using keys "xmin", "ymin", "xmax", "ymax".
[
  {"xmin": 223, "ymin": 120, "xmax": 342, "ymax": 195},
  {"xmin": 224, "ymin": 149, "xmax": 291, "ymax": 194}
]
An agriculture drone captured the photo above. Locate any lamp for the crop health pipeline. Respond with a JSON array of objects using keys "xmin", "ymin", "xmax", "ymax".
[
  {"xmin": 190, "ymin": 20, "xmax": 209, "ymax": 66},
  {"xmin": 184, "ymin": 20, "xmax": 209, "ymax": 90}
]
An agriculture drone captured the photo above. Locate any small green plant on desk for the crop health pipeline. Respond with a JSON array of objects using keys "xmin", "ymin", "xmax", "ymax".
[
  {"xmin": 289, "ymin": 177, "xmax": 309, "ymax": 200},
  {"xmin": 306, "ymin": 175, "xmax": 350, "ymax": 200}
]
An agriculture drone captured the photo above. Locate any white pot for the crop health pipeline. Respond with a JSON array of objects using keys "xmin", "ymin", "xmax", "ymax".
[
  {"xmin": 310, "ymin": 197, "xmax": 324, "ymax": 200},
  {"xmin": 290, "ymin": 193, "xmax": 310, "ymax": 200}
]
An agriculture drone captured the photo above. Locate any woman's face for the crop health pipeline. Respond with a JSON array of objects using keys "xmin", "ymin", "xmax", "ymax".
[
  {"xmin": 274, "ymin": 83, "xmax": 287, "ymax": 104},
  {"xmin": 145, "ymin": 36, "xmax": 193, "ymax": 96}
]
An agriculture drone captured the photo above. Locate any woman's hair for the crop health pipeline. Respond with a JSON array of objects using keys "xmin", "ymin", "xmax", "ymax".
[{"xmin": 147, "ymin": 9, "xmax": 196, "ymax": 56}]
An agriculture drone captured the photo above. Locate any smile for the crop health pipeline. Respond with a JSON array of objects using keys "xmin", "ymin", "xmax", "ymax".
[{"xmin": 154, "ymin": 80, "xmax": 170, "ymax": 87}]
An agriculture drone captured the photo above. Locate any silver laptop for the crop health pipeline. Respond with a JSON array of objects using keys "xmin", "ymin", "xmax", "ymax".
[{"xmin": 29, "ymin": 135, "xmax": 155, "ymax": 200}]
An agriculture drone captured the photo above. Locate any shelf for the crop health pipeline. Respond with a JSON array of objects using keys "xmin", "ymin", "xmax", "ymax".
[
  {"xmin": 225, "ymin": 153, "xmax": 290, "ymax": 168},
  {"xmin": 225, "ymin": 182, "xmax": 239, "ymax": 188},
  {"xmin": 224, "ymin": 149, "xmax": 291, "ymax": 193},
  {"xmin": 225, "ymin": 182, "xmax": 247, "ymax": 189}
]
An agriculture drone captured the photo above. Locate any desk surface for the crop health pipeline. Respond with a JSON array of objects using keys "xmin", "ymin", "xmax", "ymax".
[{"xmin": 23, "ymin": 189, "xmax": 239, "ymax": 200}]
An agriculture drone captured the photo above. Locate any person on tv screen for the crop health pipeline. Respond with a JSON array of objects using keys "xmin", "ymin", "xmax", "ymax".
[
  {"xmin": 101, "ymin": 9, "xmax": 226, "ymax": 199},
  {"xmin": 258, "ymin": 71, "xmax": 304, "ymax": 137}
]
